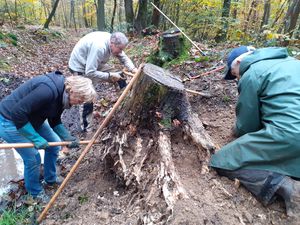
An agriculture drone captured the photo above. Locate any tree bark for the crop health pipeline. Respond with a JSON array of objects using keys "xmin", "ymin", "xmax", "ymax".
[
  {"xmin": 151, "ymin": 0, "xmax": 160, "ymax": 27},
  {"xmin": 100, "ymin": 63, "xmax": 216, "ymax": 223},
  {"xmin": 260, "ymin": 0, "xmax": 271, "ymax": 31},
  {"xmin": 96, "ymin": 0, "xmax": 105, "ymax": 31},
  {"xmin": 110, "ymin": 0, "xmax": 117, "ymax": 32},
  {"xmin": 134, "ymin": 0, "xmax": 148, "ymax": 33},
  {"xmin": 82, "ymin": 0, "xmax": 89, "ymax": 27},
  {"xmin": 43, "ymin": 0, "xmax": 60, "ymax": 29},
  {"xmin": 283, "ymin": 0, "xmax": 300, "ymax": 37},
  {"xmin": 124, "ymin": 0, "xmax": 134, "ymax": 32},
  {"xmin": 215, "ymin": 0, "xmax": 231, "ymax": 43},
  {"xmin": 69, "ymin": 0, "xmax": 77, "ymax": 29},
  {"xmin": 271, "ymin": 0, "xmax": 288, "ymax": 29}
]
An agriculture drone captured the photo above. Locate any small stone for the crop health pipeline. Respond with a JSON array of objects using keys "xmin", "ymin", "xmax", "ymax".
[{"xmin": 243, "ymin": 211, "xmax": 253, "ymax": 223}]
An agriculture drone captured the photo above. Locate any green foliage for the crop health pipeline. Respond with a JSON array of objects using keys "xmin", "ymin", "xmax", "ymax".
[
  {"xmin": 78, "ymin": 194, "xmax": 89, "ymax": 204},
  {"xmin": 222, "ymin": 95, "xmax": 231, "ymax": 103},
  {"xmin": 0, "ymin": 206, "xmax": 34, "ymax": 225},
  {"xmin": 7, "ymin": 33, "xmax": 17, "ymax": 41},
  {"xmin": 0, "ymin": 32, "xmax": 18, "ymax": 46},
  {"xmin": 194, "ymin": 56, "xmax": 209, "ymax": 62}
]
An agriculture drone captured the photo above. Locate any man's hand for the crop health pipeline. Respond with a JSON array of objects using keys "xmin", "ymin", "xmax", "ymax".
[
  {"xmin": 131, "ymin": 68, "xmax": 138, "ymax": 73},
  {"xmin": 108, "ymin": 71, "xmax": 123, "ymax": 83}
]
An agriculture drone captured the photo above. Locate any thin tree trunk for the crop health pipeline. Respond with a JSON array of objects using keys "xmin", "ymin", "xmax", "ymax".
[
  {"xmin": 215, "ymin": 0, "xmax": 231, "ymax": 42},
  {"xmin": 134, "ymin": 0, "xmax": 148, "ymax": 33},
  {"xmin": 124, "ymin": 0, "xmax": 134, "ymax": 32},
  {"xmin": 175, "ymin": 1, "xmax": 180, "ymax": 25},
  {"xmin": 70, "ymin": 0, "xmax": 77, "ymax": 30},
  {"xmin": 110, "ymin": 0, "xmax": 117, "ymax": 32},
  {"xmin": 151, "ymin": 0, "xmax": 160, "ymax": 27},
  {"xmin": 260, "ymin": 0, "xmax": 271, "ymax": 31},
  {"xmin": 4, "ymin": 0, "xmax": 13, "ymax": 24},
  {"xmin": 243, "ymin": 0, "xmax": 258, "ymax": 33},
  {"xmin": 82, "ymin": 0, "xmax": 89, "ymax": 27},
  {"xmin": 96, "ymin": 0, "xmax": 105, "ymax": 31},
  {"xmin": 61, "ymin": 0, "xmax": 68, "ymax": 28},
  {"xmin": 43, "ymin": 0, "xmax": 60, "ymax": 28},
  {"xmin": 14, "ymin": 0, "xmax": 18, "ymax": 24},
  {"xmin": 271, "ymin": 0, "xmax": 288, "ymax": 28},
  {"xmin": 285, "ymin": 0, "xmax": 300, "ymax": 37},
  {"xmin": 118, "ymin": 0, "xmax": 123, "ymax": 26}
]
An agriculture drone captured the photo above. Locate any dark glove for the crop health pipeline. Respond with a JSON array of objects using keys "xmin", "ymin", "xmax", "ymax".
[
  {"xmin": 18, "ymin": 122, "xmax": 49, "ymax": 149},
  {"xmin": 53, "ymin": 124, "xmax": 79, "ymax": 149},
  {"xmin": 68, "ymin": 140, "xmax": 80, "ymax": 148}
]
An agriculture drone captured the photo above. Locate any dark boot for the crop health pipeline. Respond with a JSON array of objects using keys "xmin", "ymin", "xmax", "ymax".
[{"xmin": 277, "ymin": 176, "xmax": 300, "ymax": 218}]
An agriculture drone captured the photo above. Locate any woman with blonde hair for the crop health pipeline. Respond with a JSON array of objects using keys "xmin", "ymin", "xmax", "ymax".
[{"xmin": 0, "ymin": 71, "xmax": 96, "ymax": 203}]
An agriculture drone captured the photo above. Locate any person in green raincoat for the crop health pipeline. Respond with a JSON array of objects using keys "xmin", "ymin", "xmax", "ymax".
[{"xmin": 210, "ymin": 46, "xmax": 300, "ymax": 218}]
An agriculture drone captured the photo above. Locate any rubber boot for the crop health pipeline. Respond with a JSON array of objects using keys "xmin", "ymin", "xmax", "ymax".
[{"xmin": 277, "ymin": 176, "xmax": 300, "ymax": 218}]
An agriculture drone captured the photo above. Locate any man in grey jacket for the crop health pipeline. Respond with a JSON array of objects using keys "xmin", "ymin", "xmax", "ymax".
[{"xmin": 69, "ymin": 31, "xmax": 137, "ymax": 132}]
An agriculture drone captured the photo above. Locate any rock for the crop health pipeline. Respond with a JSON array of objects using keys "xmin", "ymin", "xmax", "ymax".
[{"xmin": 243, "ymin": 211, "xmax": 253, "ymax": 223}]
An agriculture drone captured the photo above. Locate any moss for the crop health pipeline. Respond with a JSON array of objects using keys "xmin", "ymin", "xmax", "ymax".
[
  {"xmin": 143, "ymin": 83, "xmax": 168, "ymax": 107},
  {"xmin": 147, "ymin": 31, "xmax": 191, "ymax": 68}
]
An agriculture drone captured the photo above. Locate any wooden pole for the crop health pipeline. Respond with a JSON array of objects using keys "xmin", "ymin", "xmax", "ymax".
[
  {"xmin": 190, "ymin": 65, "xmax": 225, "ymax": 79},
  {"xmin": 150, "ymin": 2, "xmax": 206, "ymax": 56},
  {"xmin": 0, "ymin": 141, "xmax": 96, "ymax": 149},
  {"xmin": 37, "ymin": 64, "xmax": 144, "ymax": 223}
]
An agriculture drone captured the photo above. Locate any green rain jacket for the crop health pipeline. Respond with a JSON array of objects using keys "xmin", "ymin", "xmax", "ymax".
[{"xmin": 210, "ymin": 47, "xmax": 300, "ymax": 178}]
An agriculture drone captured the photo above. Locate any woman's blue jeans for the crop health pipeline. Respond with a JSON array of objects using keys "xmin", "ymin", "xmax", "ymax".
[{"xmin": 0, "ymin": 115, "xmax": 61, "ymax": 196}]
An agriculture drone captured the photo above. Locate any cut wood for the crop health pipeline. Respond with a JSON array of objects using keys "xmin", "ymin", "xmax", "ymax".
[{"xmin": 122, "ymin": 69, "xmax": 211, "ymax": 97}]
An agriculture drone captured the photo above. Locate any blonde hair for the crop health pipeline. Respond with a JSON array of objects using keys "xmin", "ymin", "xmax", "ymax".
[{"xmin": 65, "ymin": 76, "xmax": 97, "ymax": 102}]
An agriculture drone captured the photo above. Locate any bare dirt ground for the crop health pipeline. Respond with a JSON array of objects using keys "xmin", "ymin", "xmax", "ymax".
[{"xmin": 0, "ymin": 26, "xmax": 295, "ymax": 225}]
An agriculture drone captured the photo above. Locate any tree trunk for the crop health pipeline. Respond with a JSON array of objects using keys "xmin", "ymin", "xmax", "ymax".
[
  {"xmin": 110, "ymin": 0, "xmax": 117, "ymax": 32},
  {"xmin": 134, "ymin": 0, "xmax": 148, "ymax": 33},
  {"xmin": 243, "ymin": 0, "xmax": 258, "ymax": 33},
  {"xmin": 43, "ymin": 0, "xmax": 60, "ymax": 29},
  {"xmin": 260, "ymin": 0, "xmax": 271, "ymax": 31},
  {"xmin": 82, "ymin": 0, "xmax": 89, "ymax": 27},
  {"xmin": 118, "ymin": 0, "xmax": 123, "ymax": 26},
  {"xmin": 215, "ymin": 0, "xmax": 231, "ymax": 43},
  {"xmin": 124, "ymin": 0, "xmax": 134, "ymax": 32},
  {"xmin": 100, "ymin": 63, "xmax": 216, "ymax": 223},
  {"xmin": 61, "ymin": 0, "xmax": 68, "ymax": 28},
  {"xmin": 14, "ymin": 0, "xmax": 18, "ymax": 24},
  {"xmin": 271, "ymin": 0, "xmax": 288, "ymax": 28},
  {"xmin": 96, "ymin": 0, "xmax": 105, "ymax": 31},
  {"xmin": 4, "ymin": 0, "xmax": 13, "ymax": 25},
  {"xmin": 151, "ymin": 0, "xmax": 160, "ymax": 27},
  {"xmin": 69, "ymin": 0, "xmax": 77, "ymax": 29},
  {"xmin": 283, "ymin": 0, "xmax": 300, "ymax": 37}
]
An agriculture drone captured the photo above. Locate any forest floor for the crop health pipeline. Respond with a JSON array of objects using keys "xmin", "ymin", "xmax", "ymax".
[{"xmin": 0, "ymin": 26, "xmax": 296, "ymax": 225}]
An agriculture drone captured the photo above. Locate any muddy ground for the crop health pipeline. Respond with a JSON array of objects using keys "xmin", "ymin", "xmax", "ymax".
[{"xmin": 0, "ymin": 26, "xmax": 295, "ymax": 225}]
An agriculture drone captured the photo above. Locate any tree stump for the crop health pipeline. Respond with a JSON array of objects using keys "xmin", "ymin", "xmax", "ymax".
[
  {"xmin": 99, "ymin": 63, "xmax": 216, "ymax": 223},
  {"xmin": 148, "ymin": 29, "xmax": 189, "ymax": 67}
]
